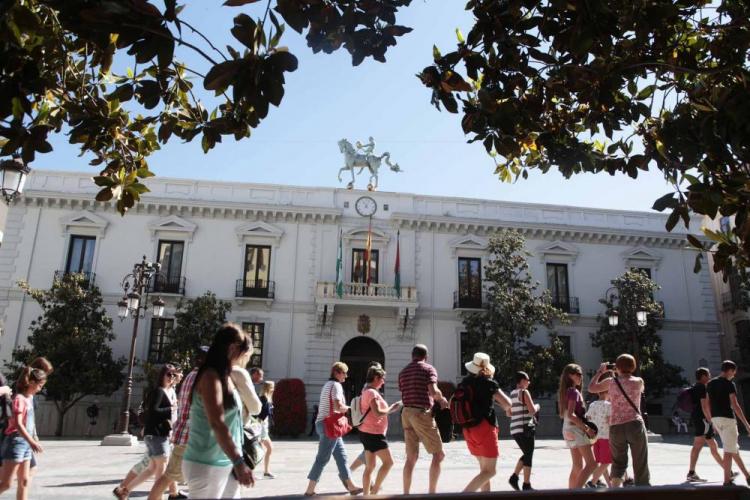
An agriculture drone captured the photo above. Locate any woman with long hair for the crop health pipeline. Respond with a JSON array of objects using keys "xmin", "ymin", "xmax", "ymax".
[
  {"xmin": 182, "ymin": 323, "xmax": 254, "ymax": 498},
  {"xmin": 558, "ymin": 363, "xmax": 597, "ymax": 488},
  {"xmin": 304, "ymin": 362, "xmax": 362, "ymax": 496}
]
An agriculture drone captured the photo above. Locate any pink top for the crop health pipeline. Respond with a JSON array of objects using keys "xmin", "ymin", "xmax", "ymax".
[
  {"xmin": 609, "ymin": 375, "xmax": 644, "ymax": 426},
  {"xmin": 5, "ymin": 395, "xmax": 30, "ymax": 436},
  {"xmin": 358, "ymin": 388, "xmax": 388, "ymax": 435}
]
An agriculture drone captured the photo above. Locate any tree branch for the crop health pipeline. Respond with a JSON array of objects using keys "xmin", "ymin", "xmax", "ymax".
[
  {"xmin": 121, "ymin": 23, "xmax": 219, "ymax": 66},
  {"xmin": 179, "ymin": 19, "xmax": 228, "ymax": 62}
]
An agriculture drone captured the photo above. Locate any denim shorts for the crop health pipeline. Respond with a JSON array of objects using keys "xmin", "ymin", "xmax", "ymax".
[
  {"xmin": 1, "ymin": 434, "xmax": 32, "ymax": 462},
  {"xmin": 144, "ymin": 435, "xmax": 170, "ymax": 458}
]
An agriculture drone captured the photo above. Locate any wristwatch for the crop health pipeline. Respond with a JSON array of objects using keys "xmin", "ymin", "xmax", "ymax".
[{"xmin": 232, "ymin": 453, "xmax": 244, "ymax": 467}]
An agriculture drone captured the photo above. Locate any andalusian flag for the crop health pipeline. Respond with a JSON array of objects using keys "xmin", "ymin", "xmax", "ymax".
[
  {"xmin": 394, "ymin": 230, "xmax": 401, "ymax": 298},
  {"xmin": 335, "ymin": 228, "xmax": 343, "ymax": 298}
]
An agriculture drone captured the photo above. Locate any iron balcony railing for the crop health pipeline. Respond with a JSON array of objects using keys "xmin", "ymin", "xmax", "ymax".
[
  {"xmin": 236, "ymin": 279, "xmax": 275, "ymax": 299},
  {"xmin": 54, "ymin": 270, "xmax": 96, "ymax": 288},
  {"xmin": 550, "ymin": 295, "xmax": 580, "ymax": 314},
  {"xmin": 148, "ymin": 274, "xmax": 186, "ymax": 295},
  {"xmin": 452, "ymin": 290, "xmax": 487, "ymax": 309}
]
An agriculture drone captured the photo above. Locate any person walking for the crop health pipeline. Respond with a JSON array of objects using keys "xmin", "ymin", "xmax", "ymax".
[
  {"xmin": 686, "ymin": 367, "xmax": 732, "ymax": 482},
  {"xmin": 181, "ymin": 323, "xmax": 255, "ymax": 498},
  {"xmin": 304, "ymin": 362, "xmax": 362, "ymax": 496},
  {"xmin": 141, "ymin": 365, "xmax": 179, "ymax": 496},
  {"xmin": 585, "ymin": 376, "xmax": 612, "ymax": 488},
  {"xmin": 559, "ymin": 363, "xmax": 597, "ymax": 488},
  {"xmin": 508, "ymin": 371, "xmax": 539, "ymax": 491},
  {"xmin": 460, "ymin": 353, "xmax": 512, "ymax": 493},
  {"xmin": 258, "ymin": 381, "xmax": 276, "ymax": 479},
  {"xmin": 705, "ymin": 360, "xmax": 750, "ymax": 486},
  {"xmin": 358, "ymin": 367, "xmax": 402, "ymax": 495},
  {"xmin": 350, "ymin": 361, "xmax": 384, "ymax": 473},
  {"xmin": 147, "ymin": 348, "xmax": 209, "ymax": 500},
  {"xmin": 589, "ymin": 355, "xmax": 650, "ymax": 487},
  {"xmin": 0, "ymin": 367, "xmax": 47, "ymax": 500},
  {"xmin": 398, "ymin": 344, "xmax": 449, "ymax": 495}
]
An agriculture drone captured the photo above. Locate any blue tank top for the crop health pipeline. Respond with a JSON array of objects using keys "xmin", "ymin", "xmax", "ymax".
[{"xmin": 184, "ymin": 387, "xmax": 243, "ymax": 467}]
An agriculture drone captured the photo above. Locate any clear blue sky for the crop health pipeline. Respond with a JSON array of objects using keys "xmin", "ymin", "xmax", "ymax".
[{"xmin": 37, "ymin": 2, "xmax": 672, "ymax": 212}]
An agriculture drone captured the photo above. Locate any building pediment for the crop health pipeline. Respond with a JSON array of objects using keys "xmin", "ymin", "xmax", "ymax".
[
  {"xmin": 148, "ymin": 215, "xmax": 197, "ymax": 241},
  {"xmin": 343, "ymin": 227, "xmax": 390, "ymax": 246},
  {"xmin": 235, "ymin": 221, "xmax": 284, "ymax": 245},
  {"xmin": 59, "ymin": 210, "xmax": 108, "ymax": 236},
  {"xmin": 622, "ymin": 246, "xmax": 661, "ymax": 268},
  {"xmin": 448, "ymin": 234, "xmax": 488, "ymax": 256},
  {"xmin": 537, "ymin": 240, "xmax": 579, "ymax": 264}
]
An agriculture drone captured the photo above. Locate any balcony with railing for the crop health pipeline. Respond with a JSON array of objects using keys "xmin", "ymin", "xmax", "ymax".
[
  {"xmin": 453, "ymin": 291, "xmax": 487, "ymax": 310},
  {"xmin": 316, "ymin": 281, "xmax": 417, "ymax": 303},
  {"xmin": 549, "ymin": 295, "xmax": 580, "ymax": 314},
  {"xmin": 235, "ymin": 279, "xmax": 275, "ymax": 300},
  {"xmin": 54, "ymin": 270, "xmax": 96, "ymax": 289},
  {"xmin": 148, "ymin": 274, "xmax": 186, "ymax": 295}
]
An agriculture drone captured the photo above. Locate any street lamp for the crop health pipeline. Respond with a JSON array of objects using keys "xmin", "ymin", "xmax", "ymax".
[
  {"xmin": 0, "ymin": 155, "xmax": 31, "ymax": 203},
  {"xmin": 636, "ymin": 309, "xmax": 648, "ymax": 327},
  {"xmin": 608, "ymin": 309, "xmax": 619, "ymax": 327},
  {"xmin": 101, "ymin": 256, "xmax": 166, "ymax": 446}
]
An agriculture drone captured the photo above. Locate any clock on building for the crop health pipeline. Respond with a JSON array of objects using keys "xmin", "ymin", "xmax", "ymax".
[{"xmin": 355, "ymin": 196, "xmax": 377, "ymax": 217}]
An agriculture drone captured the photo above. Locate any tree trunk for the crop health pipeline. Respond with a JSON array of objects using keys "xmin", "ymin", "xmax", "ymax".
[{"xmin": 55, "ymin": 404, "xmax": 69, "ymax": 437}]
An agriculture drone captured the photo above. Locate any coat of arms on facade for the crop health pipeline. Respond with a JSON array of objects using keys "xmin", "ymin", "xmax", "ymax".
[
  {"xmin": 357, "ymin": 314, "xmax": 371, "ymax": 335},
  {"xmin": 337, "ymin": 137, "xmax": 402, "ymax": 191}
]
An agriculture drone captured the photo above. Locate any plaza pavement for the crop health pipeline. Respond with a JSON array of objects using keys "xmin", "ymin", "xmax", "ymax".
[{"xmin": 23, "ymin": 436, "xmax": 750, "ymax": 499}]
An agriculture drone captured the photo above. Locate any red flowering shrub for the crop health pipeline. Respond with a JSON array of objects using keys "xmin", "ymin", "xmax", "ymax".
[
  {"xmin": 272, "ymin": 378, "xmax": 307, "ymax": 437},
  {"xmin": 438, "ymin": 380, "xmax": 456, "ymax": 400}
]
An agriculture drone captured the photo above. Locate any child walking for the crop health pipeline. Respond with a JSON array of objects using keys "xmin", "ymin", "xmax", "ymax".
[
  {"xmin": 0, "ymin": 367, "xmax": 47, "ymax": 500},
  {"xmin": 585, "ymin": 377, "xmax": 613, "ymax": 488},
  {"xmin": 258, "ymin": 381, "xmax": 276, "ymax": 479}
]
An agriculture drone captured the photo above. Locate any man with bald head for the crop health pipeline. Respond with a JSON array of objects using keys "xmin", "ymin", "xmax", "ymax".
[{"xmin": 398, "ymin": 344, "xmax": 449, "ymax": 494}]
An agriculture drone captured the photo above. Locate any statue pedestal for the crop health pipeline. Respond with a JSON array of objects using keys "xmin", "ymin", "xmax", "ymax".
[{"xmin": 100, "ymin": 433, "xmax": 138, "ymax": 446}]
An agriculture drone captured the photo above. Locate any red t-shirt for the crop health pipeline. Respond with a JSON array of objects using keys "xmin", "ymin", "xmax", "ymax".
[{"xmin": 5, "ymin": 395, "xmax": 30, "ymax": 436}]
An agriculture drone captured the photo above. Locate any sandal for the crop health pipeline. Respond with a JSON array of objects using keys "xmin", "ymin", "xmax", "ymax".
[
  {"xmin": 348, "ymin": 487, "xmax": 364, "ymax": 496},
  {"xmin": 304, "ymin": 492, "xmax": 317, "ymax": 497},
  {"xmin": 112, "ymin": 486, "xmax": 129, "ymax": 500}
]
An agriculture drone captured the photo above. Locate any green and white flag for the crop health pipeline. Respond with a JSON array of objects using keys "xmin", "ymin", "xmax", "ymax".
[{"xmin": 335, "ymin": 228, "xmax": 344, "ymax": 298}]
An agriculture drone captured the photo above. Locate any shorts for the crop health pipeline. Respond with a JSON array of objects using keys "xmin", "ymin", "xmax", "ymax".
[
  {"xmin": 164, "ymin": 443, "xmax": 187, "ymax": 482},
  {"xmin": 144, "ymin": 435, "xmax": 170, "ymax": 458},
  {"xmin": 359, "ymin": 431, "xmax": 388, "ymax": 453},
  {"xmin": 593, "ymin": 438, "xmax": 612, "ymax": 464},
  {"xmin": 402, "ymin": 407, "xmax": 443, "ymax": 456},
  {"xmin": 692, "ymin": 416, "xmax": 715, "ymax": 439},
  {"xmin": 1, "ymin": 434, "xmax": 32, "ymax": 462},
  {"xmin": 712, "ymin": 417, "xmax": 739, "ymax": 454},
  {"xmin": 563, "ymin": 420, "xmax": 593, "ymax": 449},
  {"xmin": 260, "ymin": 419, "xmax": 270, "ymax": 441},
  {"xmin": 463, "ymin": 419, "xmax": 499, "ymax": 458}
]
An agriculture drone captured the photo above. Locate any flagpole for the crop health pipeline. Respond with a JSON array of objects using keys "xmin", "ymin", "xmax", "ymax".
[{"xmin": 394, "ymin": 229, "xmax": 401, "ymax": 298}]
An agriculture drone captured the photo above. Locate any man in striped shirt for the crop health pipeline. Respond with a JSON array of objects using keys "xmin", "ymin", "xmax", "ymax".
[
  {"xmin": 147, "ymin": 347, "xmax": 207, "ymax": 500},
  {"xmin": 398, "ymin": 344, "xmax": 448, "ymax": 494}
]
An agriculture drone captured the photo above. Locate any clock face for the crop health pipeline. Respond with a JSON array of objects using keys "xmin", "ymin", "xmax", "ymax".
[{"xmin": 355, "ymin": 196, "xmax": 377, "ymax": 217}]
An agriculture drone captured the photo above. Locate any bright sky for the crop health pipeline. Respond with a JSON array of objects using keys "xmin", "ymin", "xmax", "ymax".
[{"xmin": 36, "ymin": 2, "xmax": 673, "ymax": 213}]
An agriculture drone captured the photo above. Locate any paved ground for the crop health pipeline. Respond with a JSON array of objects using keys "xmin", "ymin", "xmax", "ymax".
[{"xmin": 19, "ymin": 436, "xmax": 750, "ymax": 499}]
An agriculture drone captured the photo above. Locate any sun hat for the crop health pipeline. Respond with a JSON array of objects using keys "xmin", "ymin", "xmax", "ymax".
[{"xmin": 465, "ymin": 352, "xmax": 495, "ymax": 375}]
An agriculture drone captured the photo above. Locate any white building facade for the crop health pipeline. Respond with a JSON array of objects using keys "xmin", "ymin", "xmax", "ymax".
[{"xmin": 0, "ymin": 171, "xmax": 722, "ymax": 436}]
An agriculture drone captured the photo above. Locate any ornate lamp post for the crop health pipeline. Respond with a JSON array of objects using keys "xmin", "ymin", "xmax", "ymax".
[
  {"xmin": 101, "ymin": 256, "xmax": 166, "ymax": 446},
  {"xmin": 0, "ymin": 155, "xmax": 31, "ymax": 203}
]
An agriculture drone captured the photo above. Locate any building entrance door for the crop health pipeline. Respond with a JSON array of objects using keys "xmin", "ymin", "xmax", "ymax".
[{"xmin": 340, "ymin": 336, "xmax": 385, "ymax": 403}]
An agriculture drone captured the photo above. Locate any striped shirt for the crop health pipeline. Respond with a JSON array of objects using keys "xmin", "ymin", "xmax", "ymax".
[
  {"xmin": 171, "ymin": 369, "xmax": 198, "ymax": 445},
  {"xmin": 316, "ymin": 380, "xmax": 345, "ymax": 422},
  {"xmin": 509, "ymin": 388, "xmax": 533, "ymax": 435},
  {"xmin": 398, "ymin": 360, "xmax": 438, "ymax": 410}
]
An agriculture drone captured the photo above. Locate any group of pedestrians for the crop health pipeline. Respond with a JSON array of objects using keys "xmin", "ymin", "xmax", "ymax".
[{"xmin": 113, "ymin": 323, "xmax": 276, "ymax": 499}]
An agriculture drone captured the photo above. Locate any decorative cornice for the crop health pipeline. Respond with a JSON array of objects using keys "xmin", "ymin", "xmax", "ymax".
[
  {"xmin": 392, "ymin": 213, "xmax": 694, "ymax": 249},
  {"xmin": 148, "ymin": 215, "xmax": 197, "ymax": 241},
  {"xmin": 22, "ymin": 192, "xmax": 342, "ymax": 224},
  {"xmin": 59, "ymin": 209, "xmax": 109, "ymax": 237}
]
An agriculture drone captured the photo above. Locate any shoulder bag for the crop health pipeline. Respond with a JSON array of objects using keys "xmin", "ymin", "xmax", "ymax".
[
  {"xmin": 241, "ymin": 418, "xmax": 266, "ymax": 470},
  {"xmin": 323, "ymin": 383, "xmax": 352, "ymax": 439},
  {"xmin": 520, "ymin": 390, "xmax": 537, "ymax": 439}
]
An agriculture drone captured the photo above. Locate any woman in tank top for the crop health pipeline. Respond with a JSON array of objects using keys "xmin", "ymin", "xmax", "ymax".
[{"xmin": 508, "ymin": 371, "xmax": 540, "ymax": 491}]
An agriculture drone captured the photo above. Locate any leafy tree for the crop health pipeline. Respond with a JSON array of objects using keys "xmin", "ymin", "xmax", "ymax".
[
  {"xmin": 162, "ymin": 291, "xmax": 231, "ymax": 372},
  {"xmin": 461, "ymin": 229, "xmax": 570, "ymax": 393},
  {"xmin": 7, "ymin": 273, "xmax": 125, "ymax": 436},
  {"xmin": 3, "ymin": 1, "xmax": 749, "ymax": 277},
  {"xmin": 591, "ymin": 270, "xmax": 684, "ymax": 399}
]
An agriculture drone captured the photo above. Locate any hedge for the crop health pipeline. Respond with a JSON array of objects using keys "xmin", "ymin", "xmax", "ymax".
[{"xmin": 272, "ymin": 378, "xmax": 307, "ymax": 437}]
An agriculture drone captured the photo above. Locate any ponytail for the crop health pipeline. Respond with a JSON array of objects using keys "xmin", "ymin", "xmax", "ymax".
[{"xmin": 16, "ymin": 366, "xmax": 47, "ymax": 393}]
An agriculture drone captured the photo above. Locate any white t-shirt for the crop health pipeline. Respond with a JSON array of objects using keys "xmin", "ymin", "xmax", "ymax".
[
  {"xmin": 316, "ymin": 381, "xmax": 345, "ymax": 422},
  {"xmin": 585, "ymin": 400, "xmax": 612, "ymax": 439},
  {"xmin": 166, "ymin": 387, "xmax": 178, "ymax": 425}
]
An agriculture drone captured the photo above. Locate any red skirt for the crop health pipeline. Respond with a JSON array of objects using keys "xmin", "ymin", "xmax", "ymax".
[{"xmin": 463, "ymin": 419, "xmax": 499, "ymax": 458}]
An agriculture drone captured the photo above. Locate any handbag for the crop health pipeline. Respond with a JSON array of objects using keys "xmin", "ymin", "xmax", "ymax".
[
  {"xmin": 323, "ymin": 383, "xmax": 352, "ymax": 439},
  {"xmin": 241, "ymin": 421, "xmax": 266, "ymax": 470}
]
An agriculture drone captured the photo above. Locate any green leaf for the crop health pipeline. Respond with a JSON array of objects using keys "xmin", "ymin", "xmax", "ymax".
[
  {"xmin": 95, "ymin": 188, "xmax": 114, "ymax": 202},
  {"xmin": 456, "ymin": 28, "xmax": 465, "ymax": 44},
  {"xmin": 433, "ymin": 45, "xmax": 442, "ymax": 61},
  {"xmin": 636, "ymin": 85, "xmax": 656, "ymax": 100},
  {"xmin": 11, "ymin": 98, "xmax": 24, "ymax": 120},
  {"xmin": 651, "ymin": 192, "xmax": 677, "ymax": 212}
]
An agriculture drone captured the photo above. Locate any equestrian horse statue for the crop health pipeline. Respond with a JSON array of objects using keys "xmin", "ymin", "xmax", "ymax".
[{"xmin": 337, "ymin": 138, "xmax": 402, "ymax": 190}]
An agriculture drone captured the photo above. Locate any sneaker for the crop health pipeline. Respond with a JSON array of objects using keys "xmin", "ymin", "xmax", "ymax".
[
  {"xmin": 731, "ymin": 470, "xmax": 739, "ymax": 478},
  {"xmin": 168, "ymin": 493, "xmax": 188, "ymax": 500},
  {"xmin": 522, "ymin": 483, "xmax": 533, "ymax": 491},
  {"xmin": 623, "ymin": 477, "xmax": 635, "ymax": 487},
  {"xmin": 724, "ymin": 480, "xmax": 736, "ymax": 487},
  {"xmin": 585, "ymin": 481, "xmax": 597, "ymax": 489},
  {"xmin": 264, "ymin": 472, "xmax": 276, "ymax": 479},
  {"xmin": 686, "ymin": 472, "xmax": 707, "ymax": 483},
  {"xmin": 595, "ymin": 480, "xmax": 607, "ymax": 488},
  {"xmin": 508, "ymin": 474, "xmax": 520, "ymax": 491}
]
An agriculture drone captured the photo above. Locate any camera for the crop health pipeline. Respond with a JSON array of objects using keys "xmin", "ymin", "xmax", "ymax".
[{"xmin": 606, "ymin": 362, "xmax": 616, "ymax": 370}]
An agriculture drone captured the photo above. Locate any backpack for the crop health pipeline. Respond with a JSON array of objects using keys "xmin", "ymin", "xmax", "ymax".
[
  {"xmin": 676, "ymin": 386, "xmax": 695, "ymax": 413},
  {"xmin": 432, "ymin": 403, "xmax": 454, "ymax": 443},
  {"xmin": 449, "ymin": 381, "xmax": 480, "ymax": 428},
  {"xmin": 350, "ymin": 392, "xmax": 371, "ymax": 427}
]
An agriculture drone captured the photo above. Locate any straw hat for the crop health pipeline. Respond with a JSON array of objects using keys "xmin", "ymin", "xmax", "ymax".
[{"xmin": 465, "ymin": 352, "xmax": 495, "ymax": 375}]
